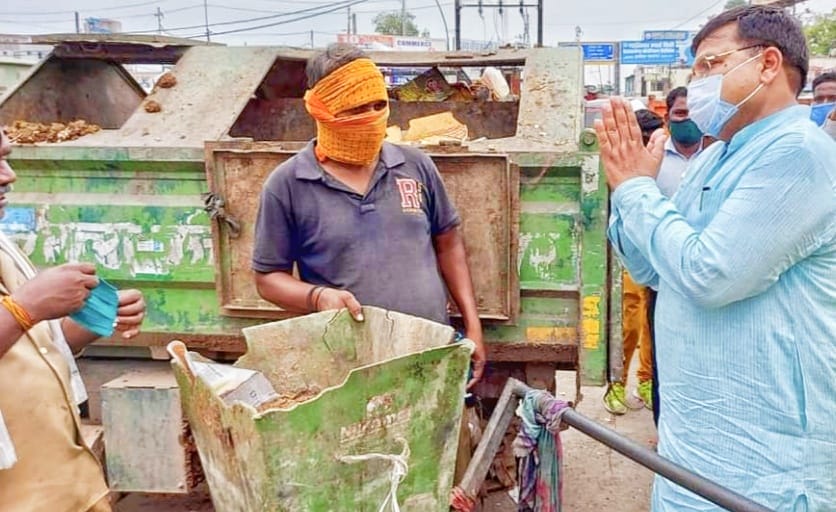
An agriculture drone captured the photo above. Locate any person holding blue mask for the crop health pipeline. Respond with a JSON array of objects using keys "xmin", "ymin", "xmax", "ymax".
[
  {"xmin": 810, "ymin": 71, "xmax": 835, "ymax": 127},
  {"xmin": 596, "ymin": 5, "xmax": 835, "ymax": 511}
]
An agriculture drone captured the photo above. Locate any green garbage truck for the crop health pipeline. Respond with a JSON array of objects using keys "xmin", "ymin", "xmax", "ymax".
[{"xmin": 0, "ymin": 34, "xmax": 614, "ymax": 494}]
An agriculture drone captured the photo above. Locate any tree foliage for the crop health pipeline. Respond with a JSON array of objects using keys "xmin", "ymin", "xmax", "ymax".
[
  {"xmin": 373, "ymin": 11, "xmax": 420, "ymax": 37},
  {"xmin": 723, "ymin": 0, "xmax": 747, "ymax": 10},
  {"xmin": 804, "ymin": 8, "xmax": 835, "ymax": 56}
]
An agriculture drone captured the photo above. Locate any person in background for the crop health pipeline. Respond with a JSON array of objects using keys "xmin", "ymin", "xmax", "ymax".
[
  {"xmin": 810, "ymin": 71, "xmax": 835, "ymax": 126},
  {"xmin": 823, "ymin": 102, "xmax": 836, "ymax": 140},
  {"xmin": 0, "ymin": 129, "xmax": 147, "ymax": 512},
  {"xmin": 598, "ymin": 5, "xmax": 835, "ymax": 509},
  {"xmin": 657, "ymin": 87, "xmax": 706, "ymax": 197},
  {"xmin": 603, "ymin": 108, "xmax": 662, "ymax": 416}
]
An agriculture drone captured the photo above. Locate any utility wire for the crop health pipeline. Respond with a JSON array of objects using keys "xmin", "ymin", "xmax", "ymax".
[
  {"xmin": 672, "ymin": 0, "xmax": 724, "ymax": 29},
  {"xmin": 125, "ymin": 0, "xmax": 361, "ymax": 34},
  {"xmin": 0, "ymin": 0, "xmax": 173, "ymax": 16},
  {"xmin": 352, "ymin": 1, "xmax": 453, "ymax": 14},
  {"xmin": 190, "ymin": 0, "xmax": 367, "ymax": 37}
]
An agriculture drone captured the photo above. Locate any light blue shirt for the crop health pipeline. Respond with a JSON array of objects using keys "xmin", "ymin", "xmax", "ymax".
[
  {"xmin": 656, "ymin": 137, "xmax": 699, "ymax": 198},
  {"xmin": 608, "ymin": 105, "xmax": 836, "ymax": 511}
]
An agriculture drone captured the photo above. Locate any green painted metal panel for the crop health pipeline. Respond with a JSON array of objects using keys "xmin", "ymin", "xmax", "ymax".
[
  {"xmin": 518, "ymin": 212, "xmax": 578, "ymax": 290},
  {"xmin": 172, "ymin": 308, "xmax": 469, "ymax": 511},
  {"xmin": 577, "ymin": 153, "xmax": 609, "ymax": 385},
  {"xmin": 6, "ymin": 143, "xmax": 613, "ymax": 382},
  {"xmin": 3, "ymin": 152, "xmax": 256, "ymax": 339}
]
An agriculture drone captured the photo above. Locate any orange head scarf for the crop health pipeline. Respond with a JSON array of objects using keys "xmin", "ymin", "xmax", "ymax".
[{"xmin": 304, "ymin": 58, "xmax": 390, "ymax": 166}]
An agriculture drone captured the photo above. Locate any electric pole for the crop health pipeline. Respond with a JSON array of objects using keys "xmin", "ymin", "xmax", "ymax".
[
  {"xmin": 75, "ymin": 12, "xmax": 80, "ymax": 33},
  {"xmin": 401, "ymin": 0, "xmax": 407, "ymax": 36},
  {"xmin": 203, "ymin": 0, "xmax": 211, "ymax": 42},
  {"xmin": 154, "ymin": 7, "xmax": 164, "ymax": 34},
  {"xmin": 455, "ymin": 0, "xmax": 544, "ymax": 50}
]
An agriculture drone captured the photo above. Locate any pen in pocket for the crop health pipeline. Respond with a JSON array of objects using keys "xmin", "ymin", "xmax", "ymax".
[{"xmin": 699, "ymin": 186, "xmax": 711, "ymax": 210}]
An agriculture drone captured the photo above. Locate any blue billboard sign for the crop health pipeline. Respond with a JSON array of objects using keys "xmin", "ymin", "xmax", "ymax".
[
  {"xmin": 643, "ymin": 30, "xmax": 690, "ymax": 41},
  {"xmin": 620, "ymin": 40, "xmax": 679, "ymax": 65},
  {"xmin": 558, "ymin": 42, "xmax": 616, "ymax": 63},
  {"xmin": 642, "ymin": 30, "xmax": 697, "ymax": 66}
]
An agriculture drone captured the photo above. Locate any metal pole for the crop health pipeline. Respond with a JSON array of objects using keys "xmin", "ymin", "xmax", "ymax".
[
  {"xmin": 155, "ymin": 7, "xmax": 164, "ymax": 34},
  {"xmin": 310, "ymin": 30, "xmax": 314, "ymax": 49},
  {"xmin": 505, "ymin": 379, "xmax": 773, "ymax": 512},
  {"xmin": 75, "ymin": 12, "xmax": 80, "ymax": 34},
  {"xmin": 352, "ymin": 13, "xmax": 357, "ymax": 35},
  {"xmin": 536, "ymin": 0, "xmax": 543, "ymax": 47},
  {"xmin": 203, "ymin": 0, "xmax": 211, "ymax": 42},
  {"xmin": 454, "ymin": 0, "xmax": 461, "ymax": 50},
  {"xmin": 614, "ymin": 42, "xmax": 621, "ymax": 95},
  {"xmin": 347, "ymin": 6, "xmax": 351, "ymax": 35},
  {"xmin": 401, "ymin": 0, "xmax": 407, "ymax": 36}
]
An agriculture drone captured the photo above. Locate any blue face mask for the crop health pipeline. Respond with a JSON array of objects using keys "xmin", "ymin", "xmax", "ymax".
[
  {"xmin": 687, "ymin": 53, "xmax": 764, "ymax": 138},
  {"xmin": 810, "ymin": 102, "xmax": 834, "ymax": 127}
]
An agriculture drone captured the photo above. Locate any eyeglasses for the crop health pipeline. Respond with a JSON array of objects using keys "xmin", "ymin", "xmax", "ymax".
[{"xmin": 691, "ymin": 45, "xmax": 764, "ymax": 78}]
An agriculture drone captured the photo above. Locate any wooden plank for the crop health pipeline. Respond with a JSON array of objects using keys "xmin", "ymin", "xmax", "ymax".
[{"xmin": 457, "ymin": 377, "xmax": 521, "ymax": 498}]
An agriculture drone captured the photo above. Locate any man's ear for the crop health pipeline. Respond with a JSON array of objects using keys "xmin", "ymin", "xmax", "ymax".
[{"xmin": 759, "ymin": 46, "xmax": 783, "ymax": 86}]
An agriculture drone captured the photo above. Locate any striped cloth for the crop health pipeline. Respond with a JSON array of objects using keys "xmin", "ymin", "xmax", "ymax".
[
  {"xmin": 609, "ymin": 105, "xmax": 836, "ymax": 510},
  {"xmin": 513, "ymin": 390, "xmax": 569, "ymax": 512}
]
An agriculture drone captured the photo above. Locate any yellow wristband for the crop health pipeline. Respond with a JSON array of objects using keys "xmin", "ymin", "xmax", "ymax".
[{"xmin": 1, "ymin": 295, "xmax": 34, "ymax": 331}]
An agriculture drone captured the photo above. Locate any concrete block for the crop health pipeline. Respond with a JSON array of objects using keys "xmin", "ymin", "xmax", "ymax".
[{"xmin": 101, "ymin": 369, "xmax": 202, "ymax": 494}]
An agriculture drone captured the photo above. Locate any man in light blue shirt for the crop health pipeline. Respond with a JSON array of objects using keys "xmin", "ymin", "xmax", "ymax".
[
  {"xmin": 595, "ymin": 5, "xmax": 835, "ymax": 511},
  {"xmin": 646, "ymin": 87, "xmax": 708, "ymax": 425}
]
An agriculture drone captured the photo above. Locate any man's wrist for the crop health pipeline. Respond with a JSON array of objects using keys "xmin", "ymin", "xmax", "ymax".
[{"xmin": 611, "ymin": 176, "xmax": 658, "ymax": 209}]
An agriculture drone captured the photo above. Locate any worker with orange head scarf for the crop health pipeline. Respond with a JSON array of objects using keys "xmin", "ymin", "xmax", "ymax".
[{"xmin": 252, "ymin": 43, "xmax": 486, "ymax": 388}]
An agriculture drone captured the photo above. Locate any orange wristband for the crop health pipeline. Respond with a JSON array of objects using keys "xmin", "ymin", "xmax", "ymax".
[{"xmin": 1, "ymin": 295, "xmax": 34, "ymax": 331}]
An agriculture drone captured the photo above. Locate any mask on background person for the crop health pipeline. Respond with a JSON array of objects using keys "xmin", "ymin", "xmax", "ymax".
[
  {"xmin": 823, "ymin": 116, "xmax": 836, "ymax": 140},
  {"xmin": 687, "ymin": 53, "xmax": 764, "ymax": 138},
  {"xmin": 809, "ymin": 102, "xmax": 835, "ymax": 127},
  {"xmin": 668, "ymin": 119, "xmax": 703, "ymax": 145}
]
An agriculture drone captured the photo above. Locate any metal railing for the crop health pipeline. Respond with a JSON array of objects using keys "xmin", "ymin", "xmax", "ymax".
[{"xmin": 458, "ymin": 378, "xmax": 773, "ymax": 512}]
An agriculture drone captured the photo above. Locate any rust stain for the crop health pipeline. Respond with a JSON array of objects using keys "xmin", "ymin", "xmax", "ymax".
[{"xmin": 180, "ymin": 420, "xmax": 206, "ymax": 490}]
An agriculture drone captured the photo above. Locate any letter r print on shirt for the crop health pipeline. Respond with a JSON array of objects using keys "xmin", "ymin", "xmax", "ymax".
[{"xmin": 396, "ymin": 178, "xmax": 423, "ymax": 212}]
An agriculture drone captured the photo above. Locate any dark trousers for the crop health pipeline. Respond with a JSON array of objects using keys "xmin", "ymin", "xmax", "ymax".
[{"xmin": 647, "ymin": 289, "xmax": 659, "ymax": 426}]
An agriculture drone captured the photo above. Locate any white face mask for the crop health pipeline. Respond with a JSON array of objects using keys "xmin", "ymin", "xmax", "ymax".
[
  {"xmin": 824, "ymin": 116, "xmax": 836, "ymax": 141},
  {"xmin": 687, "ymin": 53, "xmax": 764, "ymax": 138}
]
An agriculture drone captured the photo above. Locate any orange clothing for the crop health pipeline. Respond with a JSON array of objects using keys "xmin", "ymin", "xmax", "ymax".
[
  {"xmin": 621, "ymin": 270, "xmax": 653, "ymax": 384},
  {"xmin": 304, "ymin": 58, "xmax": 389, "ymax": 166}
]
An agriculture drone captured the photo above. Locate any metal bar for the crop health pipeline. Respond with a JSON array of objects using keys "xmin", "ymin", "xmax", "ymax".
[
  {"xmin": 536, "ymin": 0, "xmax": 543, "ymax": 47},
  {"xmin": 457, "ymin": 377, "xmax": 518, "ymax": 496},
  {"xmin": 454, "ymin": 0, "xmax": 461, "ymax": 51},
  {"xmin": 505, "ymin": 379, "xmax": 773, "ymax": 512}
]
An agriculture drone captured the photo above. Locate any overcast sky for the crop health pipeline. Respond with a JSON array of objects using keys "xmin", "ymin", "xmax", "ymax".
[
  {"xmin": 1, "ymin": 0, "xmax": 832, "ymax": 89},
  {"xmin": 2, "ymin": 0, "xmax": 833, "ymax": 48}
]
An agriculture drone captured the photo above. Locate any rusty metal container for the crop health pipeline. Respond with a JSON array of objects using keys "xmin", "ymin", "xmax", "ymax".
[{"xmin": 170, "ymin": 307, "xmax": 471, "ymax": 511}]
